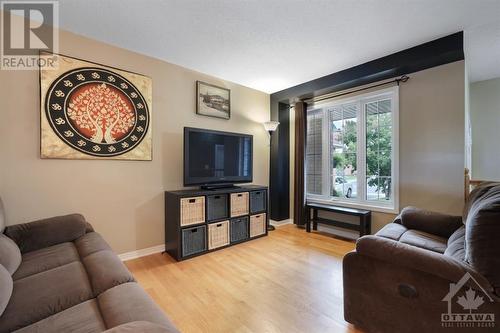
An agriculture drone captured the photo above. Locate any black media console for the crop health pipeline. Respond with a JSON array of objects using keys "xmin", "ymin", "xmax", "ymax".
[{"xmin": 165, "ymin": 185, "xmax": 268, "ymax": 261}]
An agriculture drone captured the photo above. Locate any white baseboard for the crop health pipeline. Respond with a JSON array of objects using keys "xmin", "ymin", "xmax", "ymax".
[
  {"xmin": 118, "ymin": 219, "xmax": 293, "ymax": 261},
  {"xmin": 270, "ymin": 219, "xmax": 293, "ymax": 226},
  {"xmin": 118, "ymin": 244, "xmax": 165, "ymax": 262}
]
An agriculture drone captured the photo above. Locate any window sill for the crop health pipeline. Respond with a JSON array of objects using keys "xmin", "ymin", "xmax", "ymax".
[{"xmin": 306, "ymin": 197, "xmax": 399, "ymax": 214}]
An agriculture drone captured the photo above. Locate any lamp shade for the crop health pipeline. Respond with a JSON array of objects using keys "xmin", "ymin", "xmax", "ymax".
[{"xmin": 263, "ymin": 121, "xmax": 280, "ymax": 132}]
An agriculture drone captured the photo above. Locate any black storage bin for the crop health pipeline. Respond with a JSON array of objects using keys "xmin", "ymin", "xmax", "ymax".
[
  {"xmin": 230, "ymin": 216, "xmax": 249, "ymax": 243},
  {"xmin": 207, "ymin": 194, "xmax": 228, "ymax": 221},
  {"xmin": 250, "ymin": 190, "xmax": 266, "ymax": 213},
  {"xmin": 182, "ymin": 225, "xmax": 206, "ymax": 257}
]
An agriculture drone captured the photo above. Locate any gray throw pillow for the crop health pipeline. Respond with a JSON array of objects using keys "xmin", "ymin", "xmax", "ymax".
[
  {"xmin": 0, "ymin": 264, "xmax": 13, "ymax": 316},
  {"xmin": 0, "ymin": 234, "xmax": 21, "ymax": 275}
]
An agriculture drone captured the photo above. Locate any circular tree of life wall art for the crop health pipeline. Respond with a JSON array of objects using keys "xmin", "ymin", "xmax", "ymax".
[
  {"xmin": 45, "ymin": 67, "xmax": 150, "ymax": 157},
  {"xmin": 40, "ymin": 52, "xmax": 152, "ymax": 160},
  {"xmin": 67, "ymin": 83, "xmax": 136, "ymax": 144}
]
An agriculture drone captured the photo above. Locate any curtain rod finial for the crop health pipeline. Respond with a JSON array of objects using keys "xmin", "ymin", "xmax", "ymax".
[{"xmin": 398, "ymin": 75, "xmax": 410, "ymax": 84}]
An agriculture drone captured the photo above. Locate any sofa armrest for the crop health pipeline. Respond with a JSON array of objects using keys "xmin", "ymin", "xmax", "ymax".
[
  {"xmin": 102, "ymin": 321, "xmax": 179, "ymax": 333},
  {"xmin": 85, "ymin": 222, "xmax": 94, "ymax": 233},
  {"xmin": 4, "ymin": 214, "xmax": 89, "ymax": 253},
  {"xmin": 356, "ymin": 235, "xmax": 493, "ymax": 292},
  {"xmin": 394, "ymin": 206, "xmax": 463, "ymax": 238}
]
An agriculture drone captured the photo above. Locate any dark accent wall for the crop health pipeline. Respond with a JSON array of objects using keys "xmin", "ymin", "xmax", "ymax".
[
  {"xmin": 269, "ymin": 32, "xmax": 464, "ymax": 221},
  {"xmin": 270, "ymin": 102, "xmax": 290, "ymax": 221}
]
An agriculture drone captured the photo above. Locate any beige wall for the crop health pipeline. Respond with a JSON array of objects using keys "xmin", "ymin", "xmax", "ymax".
[
  {"xmin": 399, "ymin": 60, "xmax": 465, "ymax": 217},
  {"xmin": 290, "ymin": 61, "xmax": 465, "ymax": 233},
  {"xmin": 0, "ymin": 26, "xmax": 270, "ymax": 254},
  {"xmin": 470, "ymin": 78, "xmax": 500, "ymax": 180}
]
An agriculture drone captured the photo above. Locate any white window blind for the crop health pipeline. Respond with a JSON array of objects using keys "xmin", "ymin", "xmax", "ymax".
[{"xmin": 306, "ymin": 109, "xmax": 323, "ymax": 195}]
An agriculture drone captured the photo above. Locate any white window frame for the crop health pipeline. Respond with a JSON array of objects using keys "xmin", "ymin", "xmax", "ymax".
[{"xmin": 306, "ymin": 86, "xmax": 399, "ymax": 214}]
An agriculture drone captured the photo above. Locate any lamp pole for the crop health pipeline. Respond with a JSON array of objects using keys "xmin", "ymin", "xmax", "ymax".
[{"xmin": 263, "ymin": 121, "xmax": 279, "ymax": 231}]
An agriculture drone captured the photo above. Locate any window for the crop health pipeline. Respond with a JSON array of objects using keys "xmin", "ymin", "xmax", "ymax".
[{"xmin": 306, "ymin": 87, "xmax": 398, "ymax": 212}]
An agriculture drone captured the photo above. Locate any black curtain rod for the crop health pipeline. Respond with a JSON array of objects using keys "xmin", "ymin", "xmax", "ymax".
[{"xmin": 302, "ymin": 75, "xmax": 410, "ymax": 105}]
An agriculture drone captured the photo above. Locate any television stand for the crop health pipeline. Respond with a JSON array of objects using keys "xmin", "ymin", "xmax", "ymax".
[{"xmin": 165, "ymin": 185, "xmax": 268, "ymax": 261}]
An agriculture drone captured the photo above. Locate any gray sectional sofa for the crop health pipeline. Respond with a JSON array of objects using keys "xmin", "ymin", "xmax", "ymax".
[{"xmin": 0, "ymin": 198, "xmax": 178, "ymax": 333}]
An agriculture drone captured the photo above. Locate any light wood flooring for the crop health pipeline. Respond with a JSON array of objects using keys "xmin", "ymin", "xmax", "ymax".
[{"xmin": 125, "ymin": 224, "xmax": 363, "ymax": 333}]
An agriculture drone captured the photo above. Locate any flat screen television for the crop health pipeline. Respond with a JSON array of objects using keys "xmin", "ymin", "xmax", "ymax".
[{"xmin": 184, "ymin": 127, "xmax": 253, "ymax": 187}]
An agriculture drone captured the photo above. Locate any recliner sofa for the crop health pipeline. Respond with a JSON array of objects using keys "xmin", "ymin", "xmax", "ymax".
[
  {"xmin": 0, "ymin": 198, "xmax": 178, "ymax": 333},
  {"xmin": 344, "ymin": 182, "xmax": 500, "ymax": 333}
]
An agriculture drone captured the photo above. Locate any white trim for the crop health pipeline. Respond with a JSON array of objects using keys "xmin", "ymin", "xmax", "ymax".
[
  {"xmin": 392, "ymin": 86, "xmax": 400, "ymax": 212},
  {"xmin": 358, "ymin": 98, "xmax": 366, "ymax": 203},
  {"xmin": 118, "ymin": 244, "xmax": 165, "ymax": 262},
  {"xmin": 306, "ymin": 86, "xmax": 399, "ymax": 212}
]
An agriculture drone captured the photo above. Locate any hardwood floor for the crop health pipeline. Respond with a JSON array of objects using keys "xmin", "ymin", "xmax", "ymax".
[{"xmin": 125, "ymin": 224, "xmax": 363, "ymax": 333}]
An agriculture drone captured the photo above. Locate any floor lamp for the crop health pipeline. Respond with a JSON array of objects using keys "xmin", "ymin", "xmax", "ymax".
[{"xmin": 263, "ymin": 121, "xmax": 280, "ymax": 231}]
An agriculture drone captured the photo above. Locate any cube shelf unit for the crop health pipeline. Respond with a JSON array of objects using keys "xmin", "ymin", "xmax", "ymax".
[{"xmin": 165, "ymin": 185, "xmax": 268, "ymax": 261}]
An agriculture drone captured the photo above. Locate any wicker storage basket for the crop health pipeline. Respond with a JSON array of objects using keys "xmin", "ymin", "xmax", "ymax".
[
  {"xmin": 207, "ymin": 194, "xmax": 228, "ymax": 221},
  {"xmin": 230, "ymin": 192, "xmax": 249, "ymax": 217},
  {"xmin": 180, "ymin": 196, "xmax": 205, "ymax": 226},
  {"xmin": 230, "ymin": 216, "xmax": 249, "ymax": 243},
  {"xmin": 182, "ymin": 225, "xmax": 206, "ymax": 257},
  {"xmin": 250, "ymin": 190, "xmax": 266, "ymax": 213},
  {"xmin": 250, "ymin": 213, "xmax": 266, "ymax": 237},
  {"xmin": 208, "ymin": 220, "xmax": 230, "ymax": 250}
]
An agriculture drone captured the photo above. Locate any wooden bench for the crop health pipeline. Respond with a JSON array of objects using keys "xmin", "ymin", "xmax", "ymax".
[{"xmin": 306, "ymin": 202, "xmax": 371, "ymax": 237}]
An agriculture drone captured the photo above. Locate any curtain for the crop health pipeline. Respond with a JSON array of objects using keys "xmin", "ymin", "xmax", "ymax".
[{"xmin": 293, "ymin": 101, "xmax": 307, "ymax": 226}]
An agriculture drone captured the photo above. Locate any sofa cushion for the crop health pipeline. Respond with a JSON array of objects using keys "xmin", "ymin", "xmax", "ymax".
[
  {"xmin": 0, "ymin": 265, "xmax": 13, "ymax": 317},
  {"xmin": 12, "ymin": 300, "xmax": 106, "ymax": 333},
  {"xmin": 12, "ymin": 242, "xmax": 80, "ymax": 280},
  {"xmin": 0, "ymin": 261, "xmax": 94, "ymax": 332},
  {"xmin": 444, "ymin": 225, "xmax": 465, "ymax": 262},
  {"xmin": 0, "ymin": 234, "xmax": 21, "ymax": 275},
  {"xmin": 463, "ymin": 182, "xmax": 497, "ymax": 222},
  {"xmin": 399, "ymin": 230, "xmax": 447, "ymax": 253},
  {"xmin": 75, "ymin": 232, "xmax": 112, "ymax": 258},
  {"xmin": 375, "ymin": 223, "xmax": 408, "ymax": 241},
  {"xmin": 4, "ymin": 214, "xmax": 87, "ymax": 254},
  {"xmin": 465, "ymin": 182, "xmax": 500, "ymax": 295},
  {"xmin": 83, "ymin": 250, "xmax": 135, "ymax": 296},
  {"xmin": 395, "ymin": 206, "xmax": 463, "ymax": 238},
  {"xmin": 98, "ymin": 283, "xmax": 177, "ymax": 331}
]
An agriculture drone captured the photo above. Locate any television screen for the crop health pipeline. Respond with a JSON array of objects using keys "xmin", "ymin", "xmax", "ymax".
[{"xmin": 184, "ymin": 127, "xmax": 253, "ymax": 186}]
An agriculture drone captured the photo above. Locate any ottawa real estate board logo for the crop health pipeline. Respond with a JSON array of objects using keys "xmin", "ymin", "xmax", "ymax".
[
  {"xmin": 1, "ymin": 1, "xmax": 58, "ymax": 70},
  {"xmin": 442, "ymin": 272, "xmax": 495, "ymax": 329}
]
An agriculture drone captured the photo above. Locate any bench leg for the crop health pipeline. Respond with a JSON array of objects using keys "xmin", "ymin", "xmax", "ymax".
[
  {"xmin": 366, "ymin": 215, "xmax": 371, "ymax": 235},
  {"xmin": 312, "ymin": 210, "xmax": 318, "ymax": 231},
  {"xmin": 306, "ymin": 207, "xmax": 311, "ymax": 232},
  {"xmin": 359, "ymin": 216, "xmax": 366, "ymax": 237},
  {"xmin": 359, "ymin": 215, "xmax": 371, "ymax": 237}
]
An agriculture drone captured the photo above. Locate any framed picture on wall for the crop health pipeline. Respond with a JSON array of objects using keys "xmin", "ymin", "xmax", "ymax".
[
  {"xmin": 196, "ymin": 81, "xmax": 230, "ymax": 119},
  {"xmin": 39, "ymin": 52, "xmax": 152, "ymax": 160}
]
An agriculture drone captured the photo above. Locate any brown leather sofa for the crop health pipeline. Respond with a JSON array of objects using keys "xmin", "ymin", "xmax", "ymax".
[
  {"xmin": 344, "ymin": 183, "xmax": 500, "ymax": 333},
  {"xmin": 0, "ymin": 198, "xmax": 178, "ymax": 333}
]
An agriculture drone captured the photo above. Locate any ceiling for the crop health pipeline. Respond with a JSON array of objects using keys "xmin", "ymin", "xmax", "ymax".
[{"xmin": 47, "ymin": 0, "xmax": 500, "ymax": 93}]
